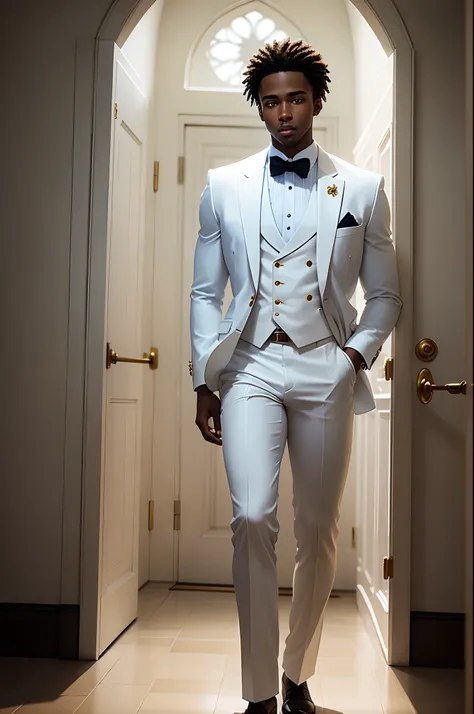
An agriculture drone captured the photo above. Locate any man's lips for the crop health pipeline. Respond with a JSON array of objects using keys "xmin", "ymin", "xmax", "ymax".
[{"xmin": 279, "ymin": 126, "xmax": 296, "ymax": 135}]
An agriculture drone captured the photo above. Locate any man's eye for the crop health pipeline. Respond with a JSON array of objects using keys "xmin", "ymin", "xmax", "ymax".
[
  {"xmin": 292, "ymin": 98, "xmax": 303, "ymax": 104},
  {"xmin": 266, "ymin": 102, "xmax": 276, "ymax": 108}
]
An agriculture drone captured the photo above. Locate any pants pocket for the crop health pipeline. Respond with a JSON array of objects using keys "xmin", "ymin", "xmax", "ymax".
[{"xmin": 339, "ymin": 347, "xmax": 357, "ymax": 381}]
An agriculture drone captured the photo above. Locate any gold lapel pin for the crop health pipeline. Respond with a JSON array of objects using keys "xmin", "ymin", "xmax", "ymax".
[{"xmin": 327, "ymin": 184, "xmax": 338, "ymax": 197}]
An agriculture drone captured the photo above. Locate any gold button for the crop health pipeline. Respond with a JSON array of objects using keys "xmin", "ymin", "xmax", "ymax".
[
  {"xmin": 275, "ymin": 312, "xmax": 280, "ymax": 317},
  {"xmin": 275, "ymin": 299, "xmax": 282, "ymax": 305},
  {"xmin": 274, "ymin": 261, "xmax": 282, "ymax": 268},
  {"xmin": 275, "ymin": 281, "xmax": 281, "ymax": 286},
  {"xmin": 306, "ymin": 260, "xmax": 313, "ymax": 267},
  {"xmin": 306, "ymin": 294, "xmax": 313, "ymax": 301},
  {"xmin": 249, "ymin": 295, "xmax": 255, "ymax": 306}
]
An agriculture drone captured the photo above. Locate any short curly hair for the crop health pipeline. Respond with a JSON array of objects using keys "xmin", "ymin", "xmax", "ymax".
[{"xmin": 243, "ymin": 38, "xmax": 331, "ymax": 107}]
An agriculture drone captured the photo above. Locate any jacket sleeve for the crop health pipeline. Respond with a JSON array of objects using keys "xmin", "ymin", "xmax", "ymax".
[
  {"xmin": 344, "ymin": 176, "xmax": 402, "ymax": 367},
  {"xmin": 190, "ymin": 170, "xmax": 229, "ymax": 389}
]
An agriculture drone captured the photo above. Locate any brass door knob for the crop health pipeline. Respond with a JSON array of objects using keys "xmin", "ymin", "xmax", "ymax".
[
  {"xmin": 416, "ymin": 367, "xmax": 467, "ymax": 404},
  {"xmin": 106, "ymin": 343, "xmax": 158, "ymax": 370},
  {"xmin": 415, "ymin": 338, "xmax": 438, "ymax": 362}
]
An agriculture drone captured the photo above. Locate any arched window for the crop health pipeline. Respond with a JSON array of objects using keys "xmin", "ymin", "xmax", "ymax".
[{"xmin": 186, "ymin": 1, "xmax": 306, "ymax": 92}]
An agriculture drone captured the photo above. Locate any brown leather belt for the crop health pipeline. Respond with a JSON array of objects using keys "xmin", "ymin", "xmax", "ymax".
[{"xmin": 270, "ymin": 330, "xmax": 291, "ymax": 344}]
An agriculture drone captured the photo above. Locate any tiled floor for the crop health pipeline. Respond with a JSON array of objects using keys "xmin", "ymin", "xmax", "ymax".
[{"xmin": 0, "ymin": 584, "xmax": 464, "ymax": 714}]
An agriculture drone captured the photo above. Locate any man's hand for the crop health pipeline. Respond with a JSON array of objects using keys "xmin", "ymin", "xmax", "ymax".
[
  {"xmin": 195, "ymin": 385, "xmax": 222, "ymax": 446},
  {"xmin": 343, "ymin": 347, "xmax": 365, "ymax": 373}
]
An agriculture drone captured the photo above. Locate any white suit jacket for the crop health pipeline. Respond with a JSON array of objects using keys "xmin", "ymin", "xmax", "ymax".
[{"xmin": 190, "ymin": 145, "xmax": 402, "ymax": 414}]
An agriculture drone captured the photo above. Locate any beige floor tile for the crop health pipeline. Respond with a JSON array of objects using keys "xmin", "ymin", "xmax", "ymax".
[
  {"xmin": 100, "ymin": 651, "xmax": 169, "ymax": 687},
  {"xmin": 318, "ymin": 634, "xmax": 372, "ymax": 659},
  {"xmin": 152, "ymin": 652, "xmax": 227, "ymax": 681},
  {"xmin": 380, "ymin": 702, "xmax": 418, "ymax": 714},
  {"xmin": 119, "ymin": 626, "xmax": 182, "ymax": 641},
  {"xmin": 62, "ymin": 648, "xmax": 124, "ymax": 696},
  {"xmin": 16, "ymin": 697, "xmax": 85, "ymax": 713},
  {"xmin": 1, "ymin": 587, "xmax": 465, "ymax": 714},
  {"xmin": 125, "ymin": 637, "xmax": 175, "ymax": 652},
  {"xmin": 170, "ymin": 639, "xmax": 236, "ymax": 655},
  {"xmin": 219, "ymin": 676, "xmax": 243, "ymax": 697},
  {"xmin": 213, "ymin": 695, "xmax": 247, "ymax": 714},
  {"xmin": 223, "ymin": 655, "xmax": 243, "ymax": 677},
  {"xmin": 390, "ymin": 667, "xmax": 464, "ymax": 703},
  {"xmin": 321, "ymin": 691, "xmax": 383, "ymax": 714},
  {"xmin": 178, "ymin": 624, "xmax": 239, "ymax": 640},
  {"xmin": 75, "ymin": 684, "xmax": 149, "ymax": 714},
  {"xmin": 315, "ymin": 656, "xmax": 374, "ymax": 680},
  {"xmin": 149, "ymin": 678, "xmax": 222, "ymax": 694},
  {"xmin": 138, "ymin": 692, "xmax": 217, "ymax": 713}
]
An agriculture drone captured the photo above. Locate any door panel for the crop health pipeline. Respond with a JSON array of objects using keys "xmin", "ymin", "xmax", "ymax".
[
  {"xmin": 352, "ymin": 65, "xmax": 393, "ymax": 655},
  {"xmin": 99, "ymin": 49, "xmax": 148, "ymax": 654},
  {"xmin": 179, "ymin": 124, "xmax": 356, "ymax": 589}
]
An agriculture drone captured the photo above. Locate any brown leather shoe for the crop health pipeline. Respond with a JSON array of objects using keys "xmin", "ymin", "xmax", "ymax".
[{"xmin": 282, "ymin": 676, "xmax": 316, "ymax": 714}]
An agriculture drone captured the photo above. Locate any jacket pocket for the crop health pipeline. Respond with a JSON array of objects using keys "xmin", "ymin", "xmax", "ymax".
[{"xmin": 335, "ymin": 224, "xmax": 364, "ymax": 238}]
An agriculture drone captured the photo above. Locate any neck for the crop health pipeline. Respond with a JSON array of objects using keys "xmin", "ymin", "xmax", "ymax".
[{"xmin": 271, "ymin": 130, "xmax": 313, "ymax": 158}]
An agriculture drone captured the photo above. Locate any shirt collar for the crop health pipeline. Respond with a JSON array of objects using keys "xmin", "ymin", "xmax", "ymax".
[{"xmin": 268, "ymin": 140, "xmax": 318, "ymax": 170}]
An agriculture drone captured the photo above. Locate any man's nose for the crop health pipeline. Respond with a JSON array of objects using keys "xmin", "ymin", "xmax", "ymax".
[{"xmin": 278, "ymin": 103, "xmax": 293, "ymax": 121}]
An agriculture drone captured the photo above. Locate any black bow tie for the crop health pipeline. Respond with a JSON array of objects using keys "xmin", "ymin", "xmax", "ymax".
[{"xmin": 269, "ymin": 155, "xmax": 311, "ymax": 179}]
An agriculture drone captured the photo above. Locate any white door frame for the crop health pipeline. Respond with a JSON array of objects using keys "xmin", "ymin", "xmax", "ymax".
[
  {"xmin": 464, "ymin": 1, "xmax": 472, "ymax": 710},
  {"xmin": 73, "ymin": 0, "xmax": 414, "ymax": 662}
]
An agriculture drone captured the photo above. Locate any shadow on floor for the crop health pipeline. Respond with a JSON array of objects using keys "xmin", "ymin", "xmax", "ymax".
[
  {"xmin": 392, "ymin": 666, "xmax": 465, "ymax": 714},
  {"xmin": 0, "ymin": 657, "xmax": 93, "ymax": 708}
]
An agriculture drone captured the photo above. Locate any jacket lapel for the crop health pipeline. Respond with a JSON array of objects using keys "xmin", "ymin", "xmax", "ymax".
[
  {"xmin": 316, "ymin": 148, "xmax": 345, "ymax": 298},
  {"xmin": 238, "ymin": 150, "xmax": 267, "ymax": 290}
]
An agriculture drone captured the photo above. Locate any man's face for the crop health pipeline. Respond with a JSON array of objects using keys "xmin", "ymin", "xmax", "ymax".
[{"xmin": 257, "ymin": 71, "xmax": 322, "ymax": 157}]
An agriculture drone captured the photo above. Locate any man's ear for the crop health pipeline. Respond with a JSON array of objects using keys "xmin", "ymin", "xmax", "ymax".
[{"xmin": 313, "ymin": 98, "xmax": 323, "ymax": 117}]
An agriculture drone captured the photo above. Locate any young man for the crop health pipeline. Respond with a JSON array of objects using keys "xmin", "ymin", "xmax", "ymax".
[{"xmin": 190, "ymin": 39, "xmax": 401, "ymax": 714}]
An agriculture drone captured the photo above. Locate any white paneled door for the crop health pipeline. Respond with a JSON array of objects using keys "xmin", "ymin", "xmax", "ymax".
[
  {"xmin": 179, "ymin": 123, "xmax": 357, "ymax": 589},
  {"xmin": 352, "ymin": 60, "xmax": 394, "ymax": 658},
  {"xmin": 98, "ymin": 49, "xmax": 148, "ymax": 654}
]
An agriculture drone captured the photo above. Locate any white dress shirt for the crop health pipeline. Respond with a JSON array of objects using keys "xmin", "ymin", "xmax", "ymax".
[{"xmin": 266, "ymin": 141, "xmax": 319, "ymax": 242}]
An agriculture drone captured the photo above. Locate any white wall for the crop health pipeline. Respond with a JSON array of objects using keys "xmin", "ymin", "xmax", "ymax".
[
  {"xmin": 121, "ymin": 0, "xmax": 163, "ymax": 96},
  {"xmin": 0, "ymin": 0, "xmax": 111, "ymax": 605},
  {"xmin": 0, "ymin": 0, "xmax": 468, "ymax": 621}
]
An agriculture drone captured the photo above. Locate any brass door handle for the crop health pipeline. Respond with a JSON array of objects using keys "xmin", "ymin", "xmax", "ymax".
[
  {"xmin": 417, "ymin": 367, "xmax": 467, "ymax": 404},
  {"xmin": 106, "ymin": 342, "xmax": 158, "ymax": 371}
]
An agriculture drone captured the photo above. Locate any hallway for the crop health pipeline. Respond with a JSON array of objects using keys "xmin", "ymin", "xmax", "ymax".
[{"xmin": 0, "ymin": 584, "xmax": 464, "ymax": 714}]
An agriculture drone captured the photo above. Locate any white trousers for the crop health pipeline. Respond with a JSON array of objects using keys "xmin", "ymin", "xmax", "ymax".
[{"xmin": 218, "ymin": 336, "xmax": 356, "ymax": 703}]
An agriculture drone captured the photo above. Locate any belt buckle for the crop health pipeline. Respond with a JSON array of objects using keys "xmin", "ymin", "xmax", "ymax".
[{"xmin": 274, "ymin": 330, "xmax": 286, "ymax": 343}]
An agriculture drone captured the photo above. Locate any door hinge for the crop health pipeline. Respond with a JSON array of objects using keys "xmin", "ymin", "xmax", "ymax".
[
  {"xmin": 383, "ymin": 556, "xmax": 394, "ymax": 579},
  {"xmin": 384, "ymin": 358, "xmax": 394, "ymax": 381},
  {"xmin": 153, "ymin": 161, "xmax": 160, "ymax": 192},
  {"xmin": 148, "ymin": 500, "xmax": 155, "ymax": 531},
  {"xmin": 114, "ymin": 102, "xmax": 118, "ymax": 120},
  {"xmin": 351, "ymin": 526, "xmax": 357, "ymax": 549},
  {"xmin": 177, "ymin": 156, "xmax": 185, "ymax": 185},
  {"xmin": 173, "ymin": 500, "xmax": 181, "ymax": 531}
]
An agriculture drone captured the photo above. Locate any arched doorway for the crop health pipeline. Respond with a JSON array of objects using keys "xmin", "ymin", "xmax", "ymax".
[{"xmin": 77, "ymin": 0, "xmax": 414, "ymax": 666}]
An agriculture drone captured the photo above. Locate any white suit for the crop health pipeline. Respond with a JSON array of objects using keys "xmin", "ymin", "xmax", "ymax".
[
  {"xmin": 190, "ymin": 144, "xmax": 401, "ymax": 703},
  {"xmin": 191, "ymin": 145, "xmax": 401, "ymax": 414}
]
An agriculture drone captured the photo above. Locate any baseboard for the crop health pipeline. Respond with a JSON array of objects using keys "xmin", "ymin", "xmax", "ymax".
[
  {"xmin": 0, "ymin": 603, "xmax": 79, "ymax": 658},
  {"xmin": 410, "ymin": 611, "xmax": 465, "ymax": 668}
]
